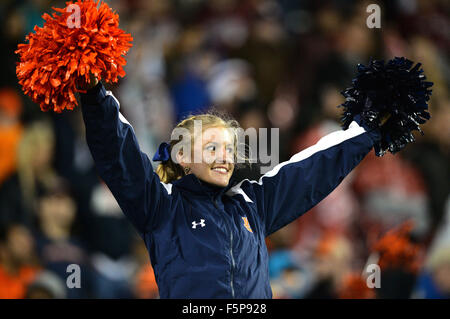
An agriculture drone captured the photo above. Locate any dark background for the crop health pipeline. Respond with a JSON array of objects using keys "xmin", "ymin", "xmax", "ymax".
[{"xmin": 0, "ymin": 0, "xmax": 448, "ymax": 299}]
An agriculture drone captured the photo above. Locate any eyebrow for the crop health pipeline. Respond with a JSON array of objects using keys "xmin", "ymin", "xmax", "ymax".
[{"xmin": 204, "ymin": 141, "xmax": 234, "ymax": 147}]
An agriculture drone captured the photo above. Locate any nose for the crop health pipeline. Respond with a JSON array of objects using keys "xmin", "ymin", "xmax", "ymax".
[
  {"xmin": 216, "ymin": 146, "xmax": 234, "ymax": 164},
  {"xmin": 215, "ymin": 146, "xmax": 226, "ymax": 163}
]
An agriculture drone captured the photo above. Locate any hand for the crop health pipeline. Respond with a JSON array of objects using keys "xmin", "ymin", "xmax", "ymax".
[{"xmin": 77, "ymin": 72, "xmax": 98, "ymax": 91}]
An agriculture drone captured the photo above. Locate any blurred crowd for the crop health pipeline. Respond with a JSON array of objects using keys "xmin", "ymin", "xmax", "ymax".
[{"xmin": 0, "ymin": 0, "xmax": 449, "ymax": 299}]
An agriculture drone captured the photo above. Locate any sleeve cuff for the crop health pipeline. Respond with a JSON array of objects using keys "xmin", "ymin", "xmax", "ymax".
[
  {"xmin": 79, "ymin": 81, "xmax": 106, "ymax": 105},
  {"xmin": 353, "ymin": 114, "xmax": 382, "ymax": 144}
]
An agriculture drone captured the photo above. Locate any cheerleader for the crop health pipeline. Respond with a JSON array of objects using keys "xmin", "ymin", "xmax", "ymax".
[{"xmin": 79, "ymin": 75, "xmax": 387, "ymax": 299}]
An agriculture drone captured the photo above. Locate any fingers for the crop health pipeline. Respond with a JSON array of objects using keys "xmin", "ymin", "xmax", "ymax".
[{"xmin": 76, "ymin": 72, "xmax": 98, "ymax": 91}]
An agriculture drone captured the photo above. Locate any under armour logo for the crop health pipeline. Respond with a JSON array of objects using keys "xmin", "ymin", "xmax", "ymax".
[{"xmin": 192, "ymin": 219, "xmax": 206, "ymax": 229}]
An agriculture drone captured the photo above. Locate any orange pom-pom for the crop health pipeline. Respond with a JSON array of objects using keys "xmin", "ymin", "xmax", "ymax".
[
  {"xmin": 372, "ymin": 221, "xmax": 423, "ymax": 273},
  {"xmin": 15, "ymin": 0, "xmax": 133, "ymax": 112}
]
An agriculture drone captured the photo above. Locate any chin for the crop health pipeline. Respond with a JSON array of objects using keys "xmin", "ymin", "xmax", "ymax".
[
  {"xmin": 203, "ymin": 167, "xmax": 234, "ymax": 187},
  {"xmin": 208, "ymin": 175, "xmax": 231, "ymax": 187},
  {"xmin": 211, "ymin": 179, "xmax": 229, "ymax": 187}
]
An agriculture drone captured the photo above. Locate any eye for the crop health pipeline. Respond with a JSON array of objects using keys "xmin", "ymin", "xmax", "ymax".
[
  {"xmin": 205, "ymin": 145, "xmax": 216, "ymax": 152},
  {"xmin": 226, "ymin": 146, "xmax": 234, "ymax": 154}
]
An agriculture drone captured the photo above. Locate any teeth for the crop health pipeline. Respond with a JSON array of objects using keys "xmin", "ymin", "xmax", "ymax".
[{"xmin": 212, "ymin": 168, "xmax": 227, "ymax": 173}]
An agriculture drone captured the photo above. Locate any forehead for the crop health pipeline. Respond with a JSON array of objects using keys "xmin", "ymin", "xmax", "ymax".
[{"xmin": 201, "ymin": 126, "xmax": 235, "ymax": 144}]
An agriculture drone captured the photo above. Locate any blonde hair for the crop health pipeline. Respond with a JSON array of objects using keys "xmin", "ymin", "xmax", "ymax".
[
  {"xmin": 155, "ymin": 111, "xmax": 246, "ymax": 183},
  {"xmin": 17, "ymin": 121, "xmax": 57, "ymax": 207}
]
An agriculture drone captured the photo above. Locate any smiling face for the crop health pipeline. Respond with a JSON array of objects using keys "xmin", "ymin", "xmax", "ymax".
[{"xmin": 180, "ymin": 125, "xmax": 235, "ymax": 187}]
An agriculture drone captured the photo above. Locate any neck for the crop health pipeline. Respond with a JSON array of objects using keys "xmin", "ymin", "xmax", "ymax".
[
  {"xmin": 199, "ymin": 179, "xmax": 226, "ymax": 190},
  {"xmin": 41, "ymin": 222, "xmax": 70, "ymax": 241}
]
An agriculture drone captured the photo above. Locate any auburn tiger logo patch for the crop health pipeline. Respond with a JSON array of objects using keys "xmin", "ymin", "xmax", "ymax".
[{"xmin": 242, "ymin": 217, "xmax": 253, "ymax": 233}]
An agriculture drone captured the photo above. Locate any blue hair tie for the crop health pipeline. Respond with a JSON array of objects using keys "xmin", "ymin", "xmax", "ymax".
[{"xmin": 152, "ymin": 142, "xmax": 171, "ymax": 163}]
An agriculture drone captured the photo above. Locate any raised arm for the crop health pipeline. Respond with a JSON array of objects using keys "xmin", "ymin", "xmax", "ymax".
[
  {"xmin": 234, "ymin": 116, "xmax": 381, "ymax": 236},
  {"xmin": 80, "ymin": 82, "xmax": 174, "ymax": 237}
]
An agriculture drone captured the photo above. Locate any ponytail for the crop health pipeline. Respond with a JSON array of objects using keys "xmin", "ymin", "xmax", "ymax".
[{"xmin": 155, "ymin": 159, "xmax": 184, "ymax": 183}]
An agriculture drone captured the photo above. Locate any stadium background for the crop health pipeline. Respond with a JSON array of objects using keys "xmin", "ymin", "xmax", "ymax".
[{"xmin": 0, "ymin": 0, "xmax": 449, "ymax": 298}]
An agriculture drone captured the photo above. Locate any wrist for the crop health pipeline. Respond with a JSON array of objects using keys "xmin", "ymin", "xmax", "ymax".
[{"xmin": 80, "ymin": 81, "xmax": 106, "ymax": 105}]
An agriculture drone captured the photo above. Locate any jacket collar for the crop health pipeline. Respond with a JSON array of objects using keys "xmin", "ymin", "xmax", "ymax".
[{"xmin": 172, "ymin": 173, "xmax": 237, "ymax": 198}]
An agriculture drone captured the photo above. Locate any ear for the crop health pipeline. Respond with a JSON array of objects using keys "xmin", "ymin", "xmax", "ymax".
[{"xmin": 176, "ymin": 150, "xmax": 187, "ymax": 168}]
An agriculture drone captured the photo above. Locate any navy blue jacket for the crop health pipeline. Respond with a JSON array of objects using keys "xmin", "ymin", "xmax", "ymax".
[{"xmin": 80, "ymin": 82, "xmax": 381, "ymax": 299}]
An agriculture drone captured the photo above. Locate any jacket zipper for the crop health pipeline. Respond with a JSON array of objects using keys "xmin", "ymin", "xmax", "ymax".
[
  {"xmin": 193, "ymin": 177, "xmax": 236, "ymax": 298},
  {"xmin": 229, "ymin": 230, "xmax": 236, "ymax": 298},
  {"xmin": 213, "ymin": 199, "xmax": 236, "ymax": 298}
]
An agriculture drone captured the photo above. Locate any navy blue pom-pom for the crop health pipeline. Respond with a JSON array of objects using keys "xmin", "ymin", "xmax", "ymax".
[{"xmin": 339, "ymin": 57, "xmax": 433, "ymax": 156}]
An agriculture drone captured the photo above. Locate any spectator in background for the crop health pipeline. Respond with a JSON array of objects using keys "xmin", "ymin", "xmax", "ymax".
[
  {"xmin": 0, "ymin": 87, "xmax": 23, "ymax": 185},
  {"xmin": 267, "ymin": 219, "xmax": 314, "ymax": 299},
  {"xmin": 0, "ymin": 224, "xmax": 41, "ymax": 298},
  {"xmin": 414, "ymin": 245, "xmax": 450, "ymax": 299},
  {"xmin": 170, "ymin": 49, "xmax": 213, "ymax": 122},
  {"xmin": 304, "ymin": 233, "xmax": 356, "ymax": 299},
  {"xmin": 0, "ymin": 121, "xmax": 57, "ymax": 228},
  {"xmin": 88, "ymin": 182, "xmax": 137, "ymax": 299},
  {"xmin": 352, "ymin": 150, "xmax": 431, "ymax": 239},
  {"xmin": 401, "ymin": 53, "xmax": 450, "ymax": 233},
  {"xmin": 25, "ymin": 270, "xmax": 66, "ymax": 299},
  {"xmin": 413, "ymin": 197, "xmax": 450, "ymax": 299},
  {"xmin": 118, "ymin": 0, "xmax": 177, "ymax": 157},
  {"xmin": 33, "ymin": 179, "xmax": 93, "ymax": 298},
  {"xmin": 269, "ymin": 248, "xmax": 314, "ymax": 299},
  {"xmin": 131, "ymin": 236, "xmax": 159, "ymax": 299}
]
